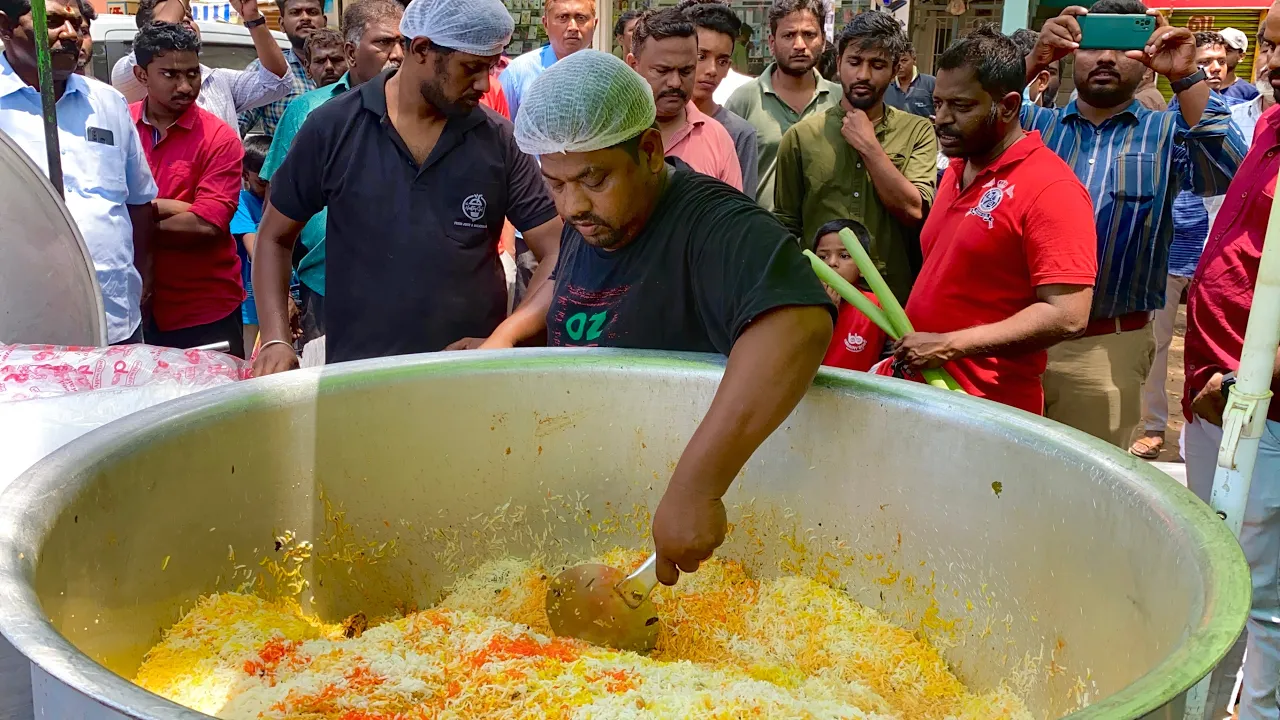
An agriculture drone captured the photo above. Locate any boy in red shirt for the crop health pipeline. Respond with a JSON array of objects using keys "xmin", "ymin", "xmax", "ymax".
[
  {"xmin": 888, "ymin": 27, "xmax": 1096, "ymax": 414},
  {"xmin": 130, "ymin": 22, "xmax": 246, "ymax": 357},
  {"xmin": 813, "ymin": 219, "xmax": 886, "ymax": 372}
]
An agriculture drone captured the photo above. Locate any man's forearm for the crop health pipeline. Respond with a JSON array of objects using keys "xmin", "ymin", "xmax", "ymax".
[
  {"xmin": 948, "ymin": 299, "xmax": 1088, "ymax": 359},
  {"xmin": 1173, "ymin": 75, "xmax": 1210, "ymax": 128},
  {"xmin": 128, "ymin": 203, "xmax": 154, "ymax": 302},
  {"xmin": 489, "ymin": 250, "xmax": 556, "ymax": 345},
  {"xmin": 248, "ymin": 19, "xmax": 288, "ymax": 78},
  {"xmin": 862, "ymin": 144, "xmax": 924, "ymax": 226},
  {"xmin": 155, "ymin": 212, "xmax": 223, "ymax": 243},
  {"xmin": 668, "ymin": 305, "xmax": 833, "ymax": 501},
  {"xmin": 251, "ymin": 228, "xmax": 296, "ymax": 345}
]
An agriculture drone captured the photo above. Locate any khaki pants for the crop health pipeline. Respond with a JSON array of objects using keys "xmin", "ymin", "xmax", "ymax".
[{"xmin": 1043, "ymin": 326, "xmax": 1157, "ymax": 447}]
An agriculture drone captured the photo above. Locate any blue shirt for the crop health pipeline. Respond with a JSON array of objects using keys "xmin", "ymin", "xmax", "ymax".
[
  {"xmin": 1167, "ymin": 92, "xmax": 1246, "ymax": 278},
  {"xmin": 1021, "ymin": 96, "xmax": 1246, "ymax": 318},
  {"xmin": 500, "ymin": 44, "xmax": 559, "ymax": 120},
  {"xmin": 0, "ymin": 52, "xmax": 157, "ymax": 342},
  {"xmin": 230, "ymin": 189, "xmax": 264, "ymax": 296},
  {"xmin": 1221, "ymin": 79, "xmax": 1261, "ymax": 103}
]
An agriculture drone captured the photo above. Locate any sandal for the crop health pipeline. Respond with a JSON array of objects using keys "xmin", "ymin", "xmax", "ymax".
[{"xmin": 1129, "ymin": 433, "xmax": 1164, "ymax": 459}]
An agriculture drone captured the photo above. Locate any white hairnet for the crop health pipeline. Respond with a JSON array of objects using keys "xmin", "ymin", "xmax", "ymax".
[
  {"xmin": 399, "ymin": 0, "xmax": 513, "ymax": 56},
  {"xmin": 514, "ymin": 50, "xmax": 657, "ymax": 156}
]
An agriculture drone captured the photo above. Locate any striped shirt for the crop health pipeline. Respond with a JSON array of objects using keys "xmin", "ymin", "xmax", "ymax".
[
  {"xmin": 1021, "ymin": 97, "xmax": 1246, "ymax": 319},
  {"xmin": 238, "ymin": 48, "xmax": 314, "ymax": 136}
]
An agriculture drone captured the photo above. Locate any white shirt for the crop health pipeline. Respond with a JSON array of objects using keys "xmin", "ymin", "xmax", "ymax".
[
  {"xmin": 0, "ymin": 52, "xmax": 158, "ymax": 342},
  {"xmin": 111, "ymin": 52, "xmax": 290, "ymax": 130},
  {"xmin": 713, "ymin": 68, "xmax": 753, "ymax": 106}
]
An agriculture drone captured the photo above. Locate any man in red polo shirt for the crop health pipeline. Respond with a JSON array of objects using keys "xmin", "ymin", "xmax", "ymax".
[
  {"xmin": 1182, "ymin": 6, "xmax": 1280, "ymax": 716},
  {"xmin": 130, "ymin": 22, "xmax": 245, "ymax": 356},
  {"xmin": 885, "ymin": 27, "xmax": 1096, "ymax": 413}
]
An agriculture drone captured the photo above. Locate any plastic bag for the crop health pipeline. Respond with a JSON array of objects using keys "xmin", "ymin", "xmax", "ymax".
[{"xmin": 0, "ymin": 343, "xmax": 249, "ymax": 402}]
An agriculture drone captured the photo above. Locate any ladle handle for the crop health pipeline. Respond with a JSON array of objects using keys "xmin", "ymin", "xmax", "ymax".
[{"xmin": 616, "ymin": 552, "xmax": 659, "ymax": 609}]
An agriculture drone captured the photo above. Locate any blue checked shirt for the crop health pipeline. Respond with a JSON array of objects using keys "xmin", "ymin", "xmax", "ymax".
[
  {"xmin": 238, "ymin": 48, "xmax": 314, "ymax": 136},
  {"xmin": 1021, "ymin": 96, "xmax": 1246, "ymax": 318}
]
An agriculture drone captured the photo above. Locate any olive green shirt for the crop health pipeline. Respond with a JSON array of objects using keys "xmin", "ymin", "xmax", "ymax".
[
  {"xmin": 724, "ymin": 63, "xmax": 841, "ymax": 209},
  {"xmin": 774, "ymin": 103, "xmax": 938, "ymax": 301}
]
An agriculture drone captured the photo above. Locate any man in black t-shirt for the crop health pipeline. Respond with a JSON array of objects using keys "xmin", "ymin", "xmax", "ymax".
[{"xmin": 457, "ymin": 49, "xmax": 835, "ymax": 587}]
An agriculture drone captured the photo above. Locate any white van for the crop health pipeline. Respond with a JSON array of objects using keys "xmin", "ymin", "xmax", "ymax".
[{"xmin": 86, "ymin": 14, "xmax": 290, "ymax": 84}]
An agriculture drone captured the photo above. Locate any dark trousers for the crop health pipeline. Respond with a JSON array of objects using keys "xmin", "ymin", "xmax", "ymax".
[
  {"xmin": 110, "ymin": 324, "xmax": 144, "ymax": 346},
  {"xmin": 146, "ymin": 308, "xmax": 245, "ymax": 359},
  {"xmin": 299, "ymin": 284, "xmax": 325, "ymax": 346}
]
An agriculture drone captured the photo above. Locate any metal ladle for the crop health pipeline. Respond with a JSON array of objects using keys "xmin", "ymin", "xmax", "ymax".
[{"xmin": 545, "ymin": 552, "xmax": 662, "ymax": 652}]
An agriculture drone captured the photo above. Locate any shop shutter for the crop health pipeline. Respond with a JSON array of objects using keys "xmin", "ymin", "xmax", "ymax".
[{"xmin": 1157, "ymin": 8, "xmax": 1263, "ymax": 99}]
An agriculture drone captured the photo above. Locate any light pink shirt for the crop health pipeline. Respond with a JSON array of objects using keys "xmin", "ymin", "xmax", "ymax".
[{"xmin": 666, "ymin": 102, "xmax": 743, "ymax": 191}]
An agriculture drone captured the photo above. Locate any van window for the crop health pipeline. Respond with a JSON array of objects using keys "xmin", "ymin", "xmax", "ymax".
[{"xmin": 103, "ymin": 39, "xmax": 260, "ymax": 76}]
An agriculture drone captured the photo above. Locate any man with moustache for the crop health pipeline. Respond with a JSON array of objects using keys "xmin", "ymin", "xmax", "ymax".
[
  {"xmin": 258, "ymin": 0, "xmax": 406, "ymax": 344},
  {"xmin": 725, "ymin": 0, "xmax": 839, "ymax": 208},
  {"xmin": 682, "ymin": 0, "xmax": 758, "ymax": 196},
  {"xmin": 131, "ymin": 22, "xmax": 246, "ymax": 355},
  {"xmin": 1023, "ymin": 0, "xmax": 1246, "ymax": 448},
  {"xmin": 0, "ymin": 0, "xmax": 157, "ymax": 345},
  {"xmin": 1183, "ymin": 8, "xmax": 1280, "ymax": 717},
  {"xmin": 240, "ymin": 0, "xmax": 328, "ymax": 135},
  {"xmin": 501, "ymin": 0, "xmax": 597, "ymax": 119},
  {"xmin": 628, "ymin": 8, "xmax": 742, "ymax": 189},
  {"xmin": 303, "ymin": 28, "xmax": 348, "ymax": 87},
  {"xmin": 1229, "ymin": 25, "xmax": 1276, "ymax": 141},
  {"xmin": 774, "ymin": 11, "xmax": 937, "ymax": 301},
  {"xmin": 251, "ymin": 0, "xmax": 563, "ymax": 372},
  {"xmin": 885, "ymin": 26, "xmax": 1096, "ymax": 413}
]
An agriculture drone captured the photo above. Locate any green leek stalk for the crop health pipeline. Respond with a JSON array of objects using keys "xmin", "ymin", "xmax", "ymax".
[{"xmin": 838, "ymin": 228, "xmax": 911, "ymax": 338}]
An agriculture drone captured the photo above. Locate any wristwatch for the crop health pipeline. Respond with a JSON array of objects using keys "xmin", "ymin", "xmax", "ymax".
[
  {"xmin": 244, "ymin": 15, "xmax": 267, "ymax": 29},
  {"xmin": 1169, "ymin": 68, "xmax": 1207, "ymax": 94},
  {"xmin": 1220, "ymin": 371, "xmax": 1237, "ymax": 402}
]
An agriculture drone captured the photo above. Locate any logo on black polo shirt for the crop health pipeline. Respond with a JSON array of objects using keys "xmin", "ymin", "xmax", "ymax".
[
  {"xmin": 462, "ymin": 193, "xmax": 487, "ymax": 222},
  {"xmin": 966, "ymin": 179, "xmax": 1015, "ymax": 229}
]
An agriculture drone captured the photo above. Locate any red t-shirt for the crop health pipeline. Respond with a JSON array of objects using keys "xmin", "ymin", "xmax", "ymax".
[
  {"xmin": 131, "ymin": 101, "xmax": 244, "ymax": 331},
  {"xmin": 903, "ymin": 131, "xmax": 1097, "ymax": 414},
  {"xmin": 1184, "ymin": 105, "xmax": 1280, "ymax": 422},
  {"xmin": 481, "ymin": 80, "xmax": 510, "ymax": 120},
  {"xmin": 823, "ymin": 293, "xmax": 887, "ymax": 371}
]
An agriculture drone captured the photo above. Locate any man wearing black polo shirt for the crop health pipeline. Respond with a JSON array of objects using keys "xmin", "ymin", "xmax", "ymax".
[
  {"xmin": 251, "ymin": 0, "xmax": 562, "ymax": 373},
  {"xmin": 471, "ymin": 50, "xmax": 835, "ymax": 585}
]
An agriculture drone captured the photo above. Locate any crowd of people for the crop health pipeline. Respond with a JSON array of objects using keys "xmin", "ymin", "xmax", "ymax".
[{"xmin": 3, "ymin": 0, "xmax": 1280, "ymax": 712}]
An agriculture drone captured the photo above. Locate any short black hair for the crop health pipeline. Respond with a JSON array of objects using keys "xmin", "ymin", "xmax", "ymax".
[
  {"xmin": 279, "ymin": 0, "xmax": 322, "ymax": 15},
  {"xmin": 341, "ymin": 0, "xmax": 401, "ymax": 44},
  {"xmin": 242, "ymin": 134, "xmax": 272, "ymax": 175},
  {"xmin": 0, "ymin": 0, "xmax": 29, "ymax": 20},
  {"xmin": 1009, "ymin": 28, "xmax": 1038, "ymax": 57},
  {"xmin": 683, "ymin": 2, "xmax": 742, "ymax": 42},
  {"xmin": 613, "ymin": 8, "xmax": 641, "ymax": 38},
  {"xmin": 936, "ymin": 24, "xmax": 1025, "ymax": 100},
  {"xmin": 134, "ymin": 20, "xmax": 200, "ymax": 67},
  {"xmin": 813, "ymin": 218, "xmax": 871, "ymax": 252},
  {"xmin": 1089, "ymin": 0, "xmax": 1148, "ymax": 15},
  {"xmin": 303, "ymin": 26, "xmax": 343, "ymax": 61},
  {"xmin": 77, "ymin": 0, "xmax": 95, "ymax": 24},
  {"xmin": 1194, "ymin": 30, "xmax": 1225, "ymax": 49},
  {"xmin": 631, "ymin": 7, "xmax": 695, "ymax": 57},
  {"xmin": 134, "ymin": 0, "xmax": 171, "ymax": 28},
  {"xmin": 767, "ymin": 0, "xmax": 828, "ymax": 37},
  {"xmin": 835, "ymin": 11, "xmax": 909, "ymax": 64}
]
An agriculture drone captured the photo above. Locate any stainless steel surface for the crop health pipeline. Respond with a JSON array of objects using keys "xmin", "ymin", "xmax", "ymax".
[
  {"xmin": 0, "ymin": 128, "xmax": 105, "ymax": 347},
  {"xmin": 0, "ymin": 350, "xmax": 1251, "ymax": 719},
  {"xmin": 546, "ymin": 554, "xmax": 661, "ymax": 652}
]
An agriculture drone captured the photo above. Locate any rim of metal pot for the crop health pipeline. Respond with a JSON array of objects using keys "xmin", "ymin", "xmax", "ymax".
[{"xmin": 0, "ymin": 349, "xmax": 1249, "ymax": 720}]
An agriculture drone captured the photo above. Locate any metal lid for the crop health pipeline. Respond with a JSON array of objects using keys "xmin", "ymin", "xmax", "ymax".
[{"xmin": 0, "ymin": 128, "xmax": 105, "ymax": 347}]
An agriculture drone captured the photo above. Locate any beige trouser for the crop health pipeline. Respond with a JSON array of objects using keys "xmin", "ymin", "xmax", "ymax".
[
  {"xmin": 1140, "ymin": 275, "xmax": 1192, "ymax": 433},
  {"xmin": 1043, "ymin": 325, "xmax": 1157, "ymax": 447}
]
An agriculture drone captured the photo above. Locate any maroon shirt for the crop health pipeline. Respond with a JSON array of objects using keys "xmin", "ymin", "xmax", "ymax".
[
  {"xmin": 1184, "ymin": 104, "xmax": 1280, "ymax": 422},
  {"xmin": 131, "ymin": 100, "xmax": 243, "ymax": 331}
]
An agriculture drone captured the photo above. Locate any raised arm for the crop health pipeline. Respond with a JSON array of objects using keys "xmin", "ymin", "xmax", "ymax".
[{"xmin": 233, "ymin": 0, "xmax": 288, "ymax": 79}]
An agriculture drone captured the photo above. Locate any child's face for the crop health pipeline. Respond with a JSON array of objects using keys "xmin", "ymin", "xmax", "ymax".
[
  {"xmin": 244, "ymin": 170, "xmax": 268, "ymax": 198},
  {"xmin": 815, "ymin": 232, "xmax": 860, "ymax": 302}
]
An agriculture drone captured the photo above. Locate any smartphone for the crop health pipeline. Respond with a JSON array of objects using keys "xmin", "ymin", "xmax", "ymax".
[{"xmin": 1077, "ymin": 14, "xmax": 1156, "ymax": 51}]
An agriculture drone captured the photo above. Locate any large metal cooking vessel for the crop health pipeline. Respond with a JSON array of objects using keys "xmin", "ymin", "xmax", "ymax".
[{"xmin": 0, "ymin": 350, "xmax": 1249, "ymax": 719}]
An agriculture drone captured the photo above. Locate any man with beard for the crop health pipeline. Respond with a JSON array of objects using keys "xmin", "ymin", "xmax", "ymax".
[
  {"xmin": 130, "ymin": 22, "xmax": 246, "ymax": 355},
  {"xmin": 0, "ymin": 0, "xmax": 157, "ymax": 345},
  {"xmin": 682, "ymin": 0, "xmax": 759, "ymax": 196},
  {"xmin": 1228, "ymin": 25, "xmax": 1276, "ymax": 142},
  {"xmin": 303, "ymin": 28, "xmax": 349, "ymax": 87},
  {"xmin": 240, "ymin": 0, "xmax": 328, "ymax": 135},
  {"xmin": 258, "ymin": 0, "xmax": 405, "ymax": 346},
  {"xmin": 477, "ymin": 49, "xmax": 835, "ymax": 586},
  {"xmin": 886, "ymin": 26, "xmax": 1096, "ymax": 413},
  {"xmin": 1218, "ymin": 27, "xmax": 1260, "ymax": 102},
  {"xmin": 251, "ymin": 0, "xmax": 563, "ymax": 373},
  {"xmin": 112, "ymin": 0, "xmax": 291, "ymax": 131},
  {"xmin": 501, "ymin": 0, "xmax": 597, "ymax": 119},
  {"xmin": 1023, "ymin": 0, "xmax": 1246, "ymax": 448},
  {"xmin": 774, "ymin": 11, "xmax": 936, "ymax": 301},
  {"xmin": 628, "ymin": 8, "xmax": 742, "ymax": 189},
  {"xmin": 725, "ymin": 0, "xmax": 839, "ymax": 208}
]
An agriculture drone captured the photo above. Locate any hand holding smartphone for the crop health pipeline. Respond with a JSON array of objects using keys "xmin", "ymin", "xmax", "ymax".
[{"xmin": 1077, "ymin": 13, "xmax": 1157, "ymax": 51}]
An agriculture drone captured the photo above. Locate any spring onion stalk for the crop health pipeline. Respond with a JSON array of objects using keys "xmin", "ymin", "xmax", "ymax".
[
  {"xmin": 802, "ymin": 251, "xmax": 895, "ymax": 337},
  {"xmin": 838, "ymin": 229, "xmax": 912, "ymax": 338}
]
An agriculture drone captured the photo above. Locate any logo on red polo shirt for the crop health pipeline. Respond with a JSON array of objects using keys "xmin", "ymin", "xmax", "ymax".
[
  {"xmin": 843, "ymin": 332, "xmax": 867, "ymax": 353},
  {"xmin": 966, "ymin": 179, "xmax": 1015, "ymax": 229}
]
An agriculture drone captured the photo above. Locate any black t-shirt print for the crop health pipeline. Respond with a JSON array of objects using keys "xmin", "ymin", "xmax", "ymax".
[{"xmin": 547, "ymin": 160, "xmax": 836, "ymax": 353}]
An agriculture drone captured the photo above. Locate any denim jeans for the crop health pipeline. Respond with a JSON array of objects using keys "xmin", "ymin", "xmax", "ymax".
[{"xmin": 1185, "ymin": 417, "xmax": 1280, "ymax": 720}]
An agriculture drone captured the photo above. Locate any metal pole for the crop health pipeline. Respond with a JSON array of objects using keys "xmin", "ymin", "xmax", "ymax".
[
  {"xmin": 1183, "ymin": 164, "xmax": 1280, "ymax": 720},
  {"xmin": 29, "ymin": 0, "xmax": 63, "ymax": 195}
]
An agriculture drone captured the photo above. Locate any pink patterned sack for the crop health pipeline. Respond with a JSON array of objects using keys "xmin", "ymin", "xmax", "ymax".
[{"xmin": 0, "ymin": 344, "xmax": 250, "ymax": 402}]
